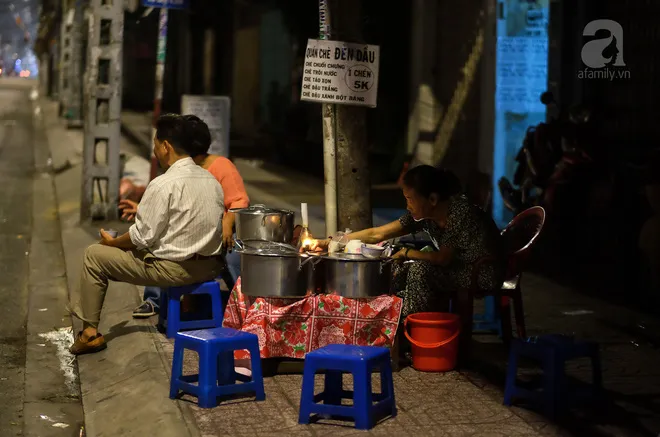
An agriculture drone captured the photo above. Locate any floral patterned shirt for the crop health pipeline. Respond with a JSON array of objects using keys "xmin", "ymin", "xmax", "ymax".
[{"xmin": 398, "ymin": 194, "xmax": 504, "ymax": 289}]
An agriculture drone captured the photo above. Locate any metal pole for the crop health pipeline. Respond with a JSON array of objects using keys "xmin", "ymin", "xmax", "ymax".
[
  {"xmin": 59, "ymin": 0, "xmax": 72, "ymax": 116},
  {"xmin": 66, "ymin": 0, "xmax": 84, "ymax": 127},
  {"xmin": 80, "ymin": 0, "xmax": 124, "ymax": 220},
  {"xmin": 150, "ymin": 7, "xmax": 168, "ymax": 182},
  {"xmin": 319, "ymin": 0, "xmax": 338, "ymax": 236}
]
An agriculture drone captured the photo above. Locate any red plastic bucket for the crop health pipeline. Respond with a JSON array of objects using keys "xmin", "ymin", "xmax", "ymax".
[{"xmin": 404, "ymin": 312, "xmax": 461, "ymax": 372}]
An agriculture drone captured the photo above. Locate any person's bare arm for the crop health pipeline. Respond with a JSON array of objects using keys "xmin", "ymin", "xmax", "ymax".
[
  {"xmin": 391, "ymin": 245, "xmax": 454, "ymax": 267},
  {"xmin": 344, "ymin": 219, "xmax": 408, "ymax": 244},
  {"xmin": 99, "ymin": 229, "xmax": 137, "ymax": 250},
  {"xmin": 309, "ymin": 219, "xmax": 408, "ymax": 251},
  {"xmin": 222, "ymin": 211, "xmax": 236, "ymax": 250}
]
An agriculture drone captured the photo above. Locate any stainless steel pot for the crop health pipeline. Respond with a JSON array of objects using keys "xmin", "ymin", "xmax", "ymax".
[
  {"xmin": 322, "ymin": 253, "xmax": 395, "ymax": 298},
  {"xmin": 229, "ymin": 204, "xmax": 295, "ymax": 244},
  {"xmin": 237, "ymin": 240, "xmax": 323, "ymax": 297}
]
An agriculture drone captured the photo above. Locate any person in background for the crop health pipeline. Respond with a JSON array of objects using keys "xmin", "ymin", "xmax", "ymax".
[
  {"xmin": 308, "ymin": 165, "xmax": 505, "ymax": 320},
  {"xmin": 119, "ymin": 115, "xmax": 249, "ymax": 317},
  {"xmin": 68, "ymin": 114, "xmax": 225, "ymax": 354}
]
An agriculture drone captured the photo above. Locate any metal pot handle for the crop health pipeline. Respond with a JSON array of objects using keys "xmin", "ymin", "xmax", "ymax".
[
  {"xmin": 299, "ymin": 255, "xmax": 315, "ymax": 269},
  {"xmin": 380, "ymin": 257, "xmax": 396, "ymax": 274},
  {"xmin": 229, "ymin": 203, "xmax": 266, "ymax": 213},
  {"xmin": 234, "ymin": 239, "xmax": 245, "ymax": 252}
]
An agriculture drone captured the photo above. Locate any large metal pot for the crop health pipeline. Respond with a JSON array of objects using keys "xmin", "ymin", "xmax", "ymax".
[
  {"xmin": 229, "ymin": 204, "xmax": 295, "ymax": 244},
  {"xmin": 322, "ymin": 253, "xmax": 394, "ymax": 298},
  {"xmin": 236, "ymin": 240, "xmax": 323, "ymax": 297}
]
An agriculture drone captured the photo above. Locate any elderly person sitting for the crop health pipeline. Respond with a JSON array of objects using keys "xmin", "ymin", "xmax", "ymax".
[{"xmin": 68, "ymin": 114, "xmax": 226, "ymax": 355}]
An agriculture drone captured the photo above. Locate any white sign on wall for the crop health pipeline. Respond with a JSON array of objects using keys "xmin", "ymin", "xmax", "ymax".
[
  {"xmin": 181, "ymin": 95, "xmax": 231, "ymax": 157},
  {"xmin": 300, "ymin": 39, "xmax": 380, "ymax": 108}
]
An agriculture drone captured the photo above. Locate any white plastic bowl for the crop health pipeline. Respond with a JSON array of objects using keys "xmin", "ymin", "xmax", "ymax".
[{"xmin": 361, "ymin": 244, "xmax": 385, "ymax": 259}]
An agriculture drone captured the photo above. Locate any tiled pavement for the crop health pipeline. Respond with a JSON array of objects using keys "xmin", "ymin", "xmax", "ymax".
[
  {"xmin": 153, "ymin": 333, "xmax": 545, "ymax": 437},
  {"xmin": 146, "ymin": 271, "xmax": 660, "ymax": 437}
]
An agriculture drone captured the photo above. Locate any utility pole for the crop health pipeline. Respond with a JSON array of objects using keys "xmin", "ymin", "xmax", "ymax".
[
  {"xmin": 65, "ymin": 0, "xmax": 84, "ymax": 127},
  {"xmin": 328, "ymin": 0, "xmax": 372, "ymax": 232},
  {"xmin": 318, "ymin": 0, "xmax": 338, "ymax": 237},
  {"xmin": 58, "ymin": 0, "xmax": 72, "ymax": 116},
  {"xmin": 80, "ymin": 0, "xmax": 124, "ymax": 221},
  {"xmin": 149, "ymin": 7, "xmax": 168, "ymax": 181}
]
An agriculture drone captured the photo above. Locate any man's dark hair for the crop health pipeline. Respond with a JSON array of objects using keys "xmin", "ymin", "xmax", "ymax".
[
  {"xmin": 155, "ymin": 114, "xmax": 191, "ymax": 155},
  {"xmin": 182, "ymin": 114, "xmax": 212, "ymax": 157}
]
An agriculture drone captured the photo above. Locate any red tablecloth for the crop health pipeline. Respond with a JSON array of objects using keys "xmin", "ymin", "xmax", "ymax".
[{"xmin": 222, "ymin": 277, "xmax": 403, "ymax": 359}]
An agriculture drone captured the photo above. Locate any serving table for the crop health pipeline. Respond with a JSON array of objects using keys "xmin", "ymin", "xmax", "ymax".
[{"xmin": 222, "ymin": 277, "xmax": 403, "ymax": 360}]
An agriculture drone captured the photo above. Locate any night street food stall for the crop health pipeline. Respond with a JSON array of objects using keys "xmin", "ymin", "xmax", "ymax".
[{"xmin": 223, "ymin": 204, "xmax": 403, "ymax": 361}]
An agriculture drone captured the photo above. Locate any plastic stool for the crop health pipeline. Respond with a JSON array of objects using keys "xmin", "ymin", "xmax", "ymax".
[
  {"xmin": 298, "ymin": 344, "xmax": 396, "ymax": 430},
  {"xmin": 473, "ymin": 296, "xmax": 503, "ymax": 337},
  {"xmin": 504, "ymin": 334, "xmax": 602, "ymax": 418},
  {"xmin": 158, "ymin": 281, "xmax": 223, "ymax": 339},
  {"xmin": 169, "ymin": 327, "xmax": 265, "ymax": 408}
]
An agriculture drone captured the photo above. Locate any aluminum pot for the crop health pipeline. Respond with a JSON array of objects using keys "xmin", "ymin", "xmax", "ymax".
[
  {"xmin": 322, "ymin": 253, "xmax": 394, "ymax": 298},
  {"xmin": 236, "ymin": 240, "xmax": 323, "ymax": 297},
  {"xmin": 229, "ymin": 204, "xmax": 295, "ymax": 244}
]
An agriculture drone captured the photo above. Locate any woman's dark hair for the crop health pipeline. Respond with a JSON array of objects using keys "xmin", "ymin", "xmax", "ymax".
[
  {"xmin": 182, "ymin": 114, "xmax": 212, "ymax": 157},
  {"xmin": 155, "ymin": 114, "xmax": 189, "ymax": 154},
  {"xmin": 402, "ymin": 165, "xmax": 462, "ymax": 201}
]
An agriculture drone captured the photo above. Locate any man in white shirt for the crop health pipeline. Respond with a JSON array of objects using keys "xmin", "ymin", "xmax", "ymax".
[{"xmin": 69, "ymin": 114, "xmax": 225, "ymax": 355}]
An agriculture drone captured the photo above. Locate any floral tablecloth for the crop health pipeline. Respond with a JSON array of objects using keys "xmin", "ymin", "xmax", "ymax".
[{"xmin": 222, "ymin": 277, "xmax": 403, "ymax": 359}]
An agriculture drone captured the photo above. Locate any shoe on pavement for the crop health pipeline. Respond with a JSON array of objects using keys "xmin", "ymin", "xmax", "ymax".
[
  {"xmin": 69, "ymin": 331, "xmax": 107, "ymax": 355},
  {"xmin": 132, "ymin": 301, "xmax": 157, "ymax": 318}
]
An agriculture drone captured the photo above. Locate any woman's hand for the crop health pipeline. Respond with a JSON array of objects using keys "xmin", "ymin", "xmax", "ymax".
[
  {"xmin": 118, "ymin": 199, "xmax": 138, "ymax": 221},
  {"xmin": 301, "ymin": 238, "xmax": 330, "ymax": 253},
  {"xmin": 391, "ymin": 247, "xmax": 410, "ymax": 260}
]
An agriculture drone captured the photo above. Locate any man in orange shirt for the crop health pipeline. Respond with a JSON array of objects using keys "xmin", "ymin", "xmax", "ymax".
[{"xmin": 119, "ymin": 115, "xmax": 249, "ymax": 317}]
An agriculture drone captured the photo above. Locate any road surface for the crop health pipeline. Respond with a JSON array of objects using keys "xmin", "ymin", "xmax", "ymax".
[{"xmin": 0, "ymin": 78, "xmax": 84, "ymax": 436}]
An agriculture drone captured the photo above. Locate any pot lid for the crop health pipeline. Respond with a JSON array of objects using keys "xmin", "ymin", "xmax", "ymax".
[
  {"xmin": 237, "ymin": 240, "xmax": 300, "ymax": 257},
  {"xmin": 321, "ymin": 253, "xmax": 384, "ymax": 262},
  {"xmin": 229, "ymin": 204, "xmax": 294, "ymax": 215}
]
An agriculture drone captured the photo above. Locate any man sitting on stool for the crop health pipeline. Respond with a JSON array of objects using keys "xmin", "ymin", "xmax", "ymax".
[{"xmin": 68, "ymin": 114, "xmax": 225, "ymax": 355}]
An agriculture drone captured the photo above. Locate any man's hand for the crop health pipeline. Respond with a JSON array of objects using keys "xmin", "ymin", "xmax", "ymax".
[
  {"xmin": 99, "ymin": 229, "xmax": 117, "ymax": 247},
  {"xmin": 118, "ymin": 199, "xmax": 138, "ymax": 221}
]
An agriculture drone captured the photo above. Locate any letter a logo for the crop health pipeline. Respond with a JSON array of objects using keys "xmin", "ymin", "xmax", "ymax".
[{"xmin": 581, "ymin": 19, "xmax": 625, "ymax": 69}]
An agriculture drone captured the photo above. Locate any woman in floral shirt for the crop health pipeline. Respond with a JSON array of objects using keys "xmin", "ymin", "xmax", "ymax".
[{"xmin": 310, "ymin": 165, "xmax": 505, "ymax": 319}]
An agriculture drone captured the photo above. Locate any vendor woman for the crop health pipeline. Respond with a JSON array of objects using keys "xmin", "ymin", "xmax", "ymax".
[{"xmin": 309, "ymin": 165, "xmax": 505, "ymax": 319}]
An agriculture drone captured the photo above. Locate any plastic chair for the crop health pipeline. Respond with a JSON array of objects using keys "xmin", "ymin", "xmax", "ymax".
[
  {"xmin": 456, "ymin": 206, "xmax": 546, "ymax": 348},
  {"xmin": 169, "ymin": 327, "xmax": 265, "ymax": 408},
  {"xmin": 298, "ymin": 344, "xmax": 396, "ymax": 430},
  {"xmin": 157, "ymin": 281, "xmax": 224, "ymax": 339},
  {"xmin": 504, "ymin": 334, "xmax": 602, "ymax": 418}
]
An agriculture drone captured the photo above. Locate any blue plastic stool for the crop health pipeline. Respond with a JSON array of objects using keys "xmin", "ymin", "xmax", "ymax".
[
  {"xmin": 504, "ymin": 334, "xmax": 602, "ymax": 418},
  {"xmin": 472, "ymin": 295, "xmax": 503, "ymax": 336},
  {"xmin": 157, "ymin": 281, "xmax": 224, "ymax": 339},
  {"xmin": 169, "ymin": 327, "xmax": 265, "ymax": 408},
  {"xmin": 298, "ymin": 344, "xmax": 396, "ymax": 430}
]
